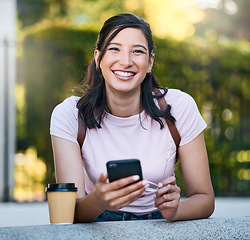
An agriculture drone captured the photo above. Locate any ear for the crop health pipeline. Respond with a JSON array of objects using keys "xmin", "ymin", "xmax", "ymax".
[
  {"xmin": 94, "ymin": 50, "xmax": 100, "ymax": 68},
  {"xmin": 147, "ymin": 53, "xmax": 155, "ymax": 74}
]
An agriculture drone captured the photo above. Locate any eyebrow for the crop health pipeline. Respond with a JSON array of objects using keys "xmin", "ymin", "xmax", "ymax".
[{"xmin": 108, "ymin": 42, "xmax": 148, "ymax": 51}]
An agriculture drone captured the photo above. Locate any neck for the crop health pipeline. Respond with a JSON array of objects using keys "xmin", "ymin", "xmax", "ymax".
[{"xmin": 106, "ymin": 89, "xmax": 142, "ymax": 117}]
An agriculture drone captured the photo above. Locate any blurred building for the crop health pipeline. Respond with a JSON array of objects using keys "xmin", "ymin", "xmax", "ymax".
[{"xmin": 0, "ymin": 0, "xmax": 16, "ymax": 202}]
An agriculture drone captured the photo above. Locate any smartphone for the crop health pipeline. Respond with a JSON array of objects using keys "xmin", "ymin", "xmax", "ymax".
[{"xmin": 106, "ymin": 159, "xmax": 143, "ymax": 183}]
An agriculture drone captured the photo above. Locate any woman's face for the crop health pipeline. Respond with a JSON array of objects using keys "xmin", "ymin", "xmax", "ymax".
[{"xmin": 95, "ymin": 28, "xmax": 154, "ymax": 95}]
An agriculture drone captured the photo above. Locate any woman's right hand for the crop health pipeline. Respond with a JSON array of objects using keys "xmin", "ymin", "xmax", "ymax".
[{"xmin": 93, "ymin": 173, "xmax": 148, "ymax": 211}]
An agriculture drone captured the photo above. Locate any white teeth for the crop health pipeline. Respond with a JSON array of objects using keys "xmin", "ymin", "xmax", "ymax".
[{"xmin": 114, "ymin": 71, "xmax": 134, "ymax": 77}]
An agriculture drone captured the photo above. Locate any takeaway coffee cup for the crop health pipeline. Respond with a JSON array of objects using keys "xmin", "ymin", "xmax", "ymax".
[{"xmin": 45, "ymin": 183, "xmax": 78, "ymax": 224}]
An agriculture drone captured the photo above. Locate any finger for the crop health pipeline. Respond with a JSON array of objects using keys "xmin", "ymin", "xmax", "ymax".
[
  {"xmin": 157, "ymin": 199, "xmax": 179, "ymax": 213},
  {"xmin": 156, "ymin": 184, "xmax": 179, "ymax": 197},
  {"xmin": 96, "ymin": 172, "xmax": 108, "ymax": 184},
  {"xmin": 108, "ymin": 175, "xmax": 141, "ymax": 190},
  {"xmin": 108, "ymin": 185, "xmax": 146, "ymax": 210},
  {"xmin": 97, "ymin": 176, "xmax": 148, "ymax": 209},
  {"xmin": 154, "ymin": 192, "xmax": 168, "ymax": 207},
  {"xmin": 154, "ymin": 190, "xmax": 180, "ymax": 207},
  {"xmin": 154, "ymin": 186, "xmax": 181, "ymax": 208},
  {"xmin": 117, "ymin": 179, "xmax": 148, "ymax": 195},
  {"xmin": 104, "ymin": 180, "xmax": 148, "ymax": 209},
  {"xmin": 158, "ymin": 176, "xmax": 176, "ymax": 188},
  {"xmin": 106, "ymin": 179, "xmax": 148, "ymax": 202}
]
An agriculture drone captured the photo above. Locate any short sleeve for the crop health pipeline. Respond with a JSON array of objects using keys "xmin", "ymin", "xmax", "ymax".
[
  {"xmin": 50, "ymin": 96, "xmax": 80, "ymax": 144},
  {"xmin": 166, "ymin": 90, "xmax": 207, "ymax": 146}
]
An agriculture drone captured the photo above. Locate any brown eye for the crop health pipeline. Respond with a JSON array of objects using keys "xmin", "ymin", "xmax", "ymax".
[
  {"xmin": 108, "ymin": 47, "xmax": 120, "ymax": 52},
  {"xmin": 133, "ymin": 49, "xmax": 145, "ymax": 54}
]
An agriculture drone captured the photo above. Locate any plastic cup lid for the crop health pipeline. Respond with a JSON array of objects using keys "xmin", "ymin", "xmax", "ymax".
[{"xmin": 45, "ymin": 183, "xmax": 78, "ymax": 192}]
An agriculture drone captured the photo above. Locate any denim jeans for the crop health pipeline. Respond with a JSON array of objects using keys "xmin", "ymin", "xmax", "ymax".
[{"xmin": 94, "ymin": 210, "xmax": 164, "ymax": 222}]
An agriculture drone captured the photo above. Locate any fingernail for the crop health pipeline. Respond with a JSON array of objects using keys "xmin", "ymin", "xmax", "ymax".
[
  {"xmin": 133, "ymin": 175, "xmax": 140, "ymax": 181},
  {"xmin": 142, "ymin": 180, "xmax": 149, "ymax": 187},
  {"xmin": 158, "ymin": 182, "xmax": 163, "ymax": 188}
]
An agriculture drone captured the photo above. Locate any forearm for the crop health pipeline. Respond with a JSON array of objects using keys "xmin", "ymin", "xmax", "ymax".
[
  {"xmin": 171, "ymin": 193, "xmax": 215, "ymax": 221},
  {"xmin": 74, "ymin": 191, "xmax": 104, "ymax": 223}
]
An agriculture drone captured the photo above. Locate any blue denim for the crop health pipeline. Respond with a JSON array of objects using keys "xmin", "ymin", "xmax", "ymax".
[{"xmin": 94, "ymin": 210, "xmax": 164, "ymax": 222}]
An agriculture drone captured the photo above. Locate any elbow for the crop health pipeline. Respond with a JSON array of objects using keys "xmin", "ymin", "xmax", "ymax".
[
  {"xmin": 74, "ymin": 214, "xmax": 95, "ymax": 223},
  {"xmin": 205, "ymin": 192, "xmax": 215, "ymax": 219},
  {"xmin": 74, "ymin": 210, "xmax": 96, "ymax": 223}
]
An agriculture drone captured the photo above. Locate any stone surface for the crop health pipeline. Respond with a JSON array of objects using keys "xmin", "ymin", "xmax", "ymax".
[
  {"xmin": 0, "ymin": 217, "xmax": 249, "ymax": 240},
  {"xmin": 1, "ymin": 197, "xmax": 250, "ymax": 227}
]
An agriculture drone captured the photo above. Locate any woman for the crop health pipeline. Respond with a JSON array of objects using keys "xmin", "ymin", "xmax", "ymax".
[{"xmin": 50, "ymin": 13, "xmax": 214, "ymax": 222}]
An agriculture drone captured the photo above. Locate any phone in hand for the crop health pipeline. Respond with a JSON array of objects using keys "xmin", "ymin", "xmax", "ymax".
[{"xmin": 106, "ymin": 159, "xmax": 143, "ymax": 183}]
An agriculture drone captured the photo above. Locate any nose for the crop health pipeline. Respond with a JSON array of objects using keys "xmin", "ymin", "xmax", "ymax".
[{"xmin": 119, "ymin": 51, "xmax": 132, "ymax": 68}]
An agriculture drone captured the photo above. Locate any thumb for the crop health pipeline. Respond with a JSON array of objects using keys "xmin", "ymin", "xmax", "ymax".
[{"xmin": 97, "ymin": 172, "xmax": 108, "ymax": 184}]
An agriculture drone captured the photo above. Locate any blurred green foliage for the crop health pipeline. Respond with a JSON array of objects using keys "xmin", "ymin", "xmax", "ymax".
[{"xmin": 17, "ymin": 26, "xmax": 250, "ymax": 196}]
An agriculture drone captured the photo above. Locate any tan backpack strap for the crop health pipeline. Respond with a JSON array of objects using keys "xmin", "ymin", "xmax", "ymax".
[
  {"xmin": 153, "ymin": 88, "xmax": 181, "ymax": 162},
  {"xmin": 77, "ymin": 113, "xmax": 87, "ymax": 149}
]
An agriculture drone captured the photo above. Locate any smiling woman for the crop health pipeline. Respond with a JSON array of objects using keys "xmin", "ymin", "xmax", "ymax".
[
  {"xmin": 50, "ymin": 13, "xmax": 214, "ymax": 223},
  {"xmin": 94, "ymin": 27, "xmax": 154, "ymax": 115}
]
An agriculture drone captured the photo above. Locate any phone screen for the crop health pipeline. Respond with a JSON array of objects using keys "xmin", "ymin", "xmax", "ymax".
[{"xmin": 106, "ymin": 159, "xmax": 143, "ymax": 183}]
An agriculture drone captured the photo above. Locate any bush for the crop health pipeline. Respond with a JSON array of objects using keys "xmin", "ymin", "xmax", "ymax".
[{"xmin": 18, "ymin": 26, "xmax": 250, "ymax": 196}]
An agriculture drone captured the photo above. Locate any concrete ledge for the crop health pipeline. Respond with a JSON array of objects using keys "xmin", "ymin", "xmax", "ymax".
[{"xmin": 0, "ymin": 217, "xmax": 249, "ymax": 240}]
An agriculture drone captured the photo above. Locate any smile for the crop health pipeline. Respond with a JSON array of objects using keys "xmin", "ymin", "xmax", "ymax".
[{"xmin": 113, "ymin": 71, "xmax": 135, "ymax": 77}]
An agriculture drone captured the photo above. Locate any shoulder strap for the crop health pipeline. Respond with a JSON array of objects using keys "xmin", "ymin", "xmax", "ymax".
[
  {"xmin": 153, "ymin": 88, "xmax": 181, "ymax": 162},
  {"xmin": 77, "ymin": 89, "xmax": 181, "ymax": 161}
]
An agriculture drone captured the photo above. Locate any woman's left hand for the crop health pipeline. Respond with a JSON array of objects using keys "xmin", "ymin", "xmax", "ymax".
[{"xmin": 154, "ymin": 176, "xmax": 181, "ymax": 220}]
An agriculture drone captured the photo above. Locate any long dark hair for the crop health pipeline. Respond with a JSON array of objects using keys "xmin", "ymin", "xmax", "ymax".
[{"xmin": 77, "ymin": 13, "xmax": 175, "ymax": 129}]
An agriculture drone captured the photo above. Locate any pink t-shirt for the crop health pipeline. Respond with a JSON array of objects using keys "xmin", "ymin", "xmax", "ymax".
[{"xmin": 50, "ymin": 89, "xmax": 207, "ymax": 215}]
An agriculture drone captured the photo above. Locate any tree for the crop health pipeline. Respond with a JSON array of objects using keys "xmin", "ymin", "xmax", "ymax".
[
  {"xmin": 17, "ymin": 0, "xmax": 68, "ymax": 28},
  {"xmin": 17, "ymin": 0, "xmax": 206, "ymax": 40},
  {"xmin": 194, "ymin": 0, "xmax": 250, "ymax": 42}
]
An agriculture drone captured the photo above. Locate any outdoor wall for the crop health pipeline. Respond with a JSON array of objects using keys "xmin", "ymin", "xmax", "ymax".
[{"xmin": 0, "ymin": 0, "xmax": 16, "ymax": 201}]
